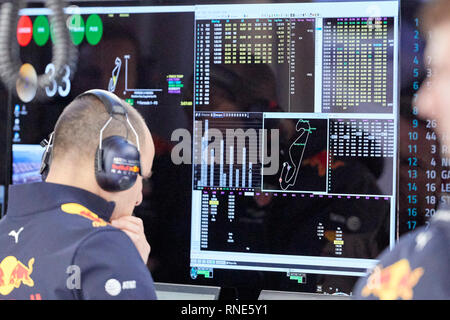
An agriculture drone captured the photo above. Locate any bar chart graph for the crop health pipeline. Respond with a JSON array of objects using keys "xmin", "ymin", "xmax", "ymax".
[{"xmin": 193, "ymin": 112, "xmax": 262, "ymax": 190}]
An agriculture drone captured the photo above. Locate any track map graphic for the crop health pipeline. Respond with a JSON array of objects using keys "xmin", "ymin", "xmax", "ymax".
[
  {"xmin": 263, "ymin": 117, "xmax": 328, "ymax": 193},
  {"xmin": 279, "ymin": 120, "xmax": 313, "ymax": 191}
]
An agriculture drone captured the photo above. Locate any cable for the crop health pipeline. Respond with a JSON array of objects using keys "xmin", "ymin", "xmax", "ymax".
[{"xmin": 0, "ymin": 0, "xmax": 78, "ymax": 101}]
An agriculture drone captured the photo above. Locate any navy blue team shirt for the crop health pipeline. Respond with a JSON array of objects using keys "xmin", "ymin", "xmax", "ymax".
[
  {"xmin": 0, "ymin": 182, "xmax": 157, "ymax": 300},
  {"xmin": 353, "ymin": 207, "xmax": 450, "ymax": 300}
]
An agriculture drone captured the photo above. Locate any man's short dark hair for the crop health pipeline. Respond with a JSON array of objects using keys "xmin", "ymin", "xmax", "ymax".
[{"xmin": 52, "ymin": 95, "xmax": 147, "ymax": 163}]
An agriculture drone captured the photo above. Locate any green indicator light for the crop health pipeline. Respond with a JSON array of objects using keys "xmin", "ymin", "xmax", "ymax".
[
  {"xmin": 85, "ymin": 14, "xmax": 103, "ymax": 46},
  {"xmin": 198, "ymin": 270, "xmax": 212, "ymax": 278},
  {"xmin": 290, "ymin": 276, "xmax": 304, "ymax": 283},
  {"xmin": 67, "ymin": 14, "xmax": 85, "ymax": 46},
  {"xmin": 125, "ymin": 99, "xmax": 134, "ymax": 106},
  {"xmin": 33, "ymin": 15, "xmax": 50, "ymax": 46}
]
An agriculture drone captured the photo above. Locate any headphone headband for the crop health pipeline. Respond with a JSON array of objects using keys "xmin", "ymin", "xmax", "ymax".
[
  {"xmin": 40, "ymin": 89, "xmax": 142, "ymax": 192},
  {"xmin": 76, "ymin": 89, "xmax": 140, "ymax": 152},
  {"xmin": 76, "ymin": 89, "xmax": 127, "ymax": 116}
]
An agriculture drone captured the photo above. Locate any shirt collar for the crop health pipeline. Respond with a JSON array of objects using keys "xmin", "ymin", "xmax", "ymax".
[{"xmin": 7, "ymin": 182, "xmax": 116, "ymax": 222}]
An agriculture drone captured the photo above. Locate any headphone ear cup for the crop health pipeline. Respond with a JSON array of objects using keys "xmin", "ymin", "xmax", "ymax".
[
  {"xmin": 94, "ymin": 146, "xmax": 110, "ymax": 191},
  {"xmin": 40, "ymin": 145, "xmax": 52, "ymax": 181},
  {"xmin": 95, "ymin": 136, "xmax": 141, "ymax": 192},
  {"xmin": 94, "ymin": 148, "xmax": 103, "ymax": 173},
  {"xmin": 39, "ymin": 132, "xmax": 55, "ymax": 181}
]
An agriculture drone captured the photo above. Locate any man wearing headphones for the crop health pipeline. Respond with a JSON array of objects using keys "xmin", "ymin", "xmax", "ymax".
[{"xmin": 0, "ymin": 90, "xmax": 157, "ymax": 299}]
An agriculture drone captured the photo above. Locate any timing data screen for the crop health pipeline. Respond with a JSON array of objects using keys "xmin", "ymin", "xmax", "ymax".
[{"xmin": 189, "ymin": 1, "xmax": 399, "ymax": 279}]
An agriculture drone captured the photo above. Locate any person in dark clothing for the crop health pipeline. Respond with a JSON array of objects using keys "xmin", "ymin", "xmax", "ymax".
[{"xmin": 0, "ymin": 90, "xmax": 157, "ymax": 299}]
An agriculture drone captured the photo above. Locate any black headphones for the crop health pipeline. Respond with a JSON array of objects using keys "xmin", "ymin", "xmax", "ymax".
[{"xmin": 40, "ymin": 89, "xmax": 142, "ymax": 192}]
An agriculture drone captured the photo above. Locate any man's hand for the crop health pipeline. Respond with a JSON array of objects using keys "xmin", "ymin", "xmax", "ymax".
[{"xmin": 110, "ymin": 216, "xmax": 150, "ymax": 264}]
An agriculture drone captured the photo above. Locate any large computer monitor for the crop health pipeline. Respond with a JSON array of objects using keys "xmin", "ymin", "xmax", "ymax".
[
  {"xmin": 3, "ymin": 0, "xmax": 439, "ymax": 298},
  {"xmin": 189, "ymin": 0, "xmax": 399, "ymax": 296}
]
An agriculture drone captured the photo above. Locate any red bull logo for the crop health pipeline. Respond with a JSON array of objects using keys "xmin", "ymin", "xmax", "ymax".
[
  {"xmin": 61, "ymin": 203, "xmax": 108, "ymax": 227},
  {"xmin": 0, "ymin": 256, "xmax": 35, "ymax": 295},
  {"xmin": 111, "ymin": 163, "xmax": 140, "ymax": 174},
  {"xmin": 361, "ymin": 259, "xmax": 424, "ymax": 300}
]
